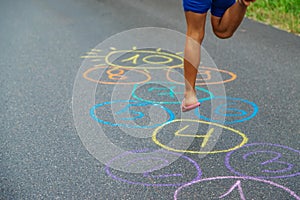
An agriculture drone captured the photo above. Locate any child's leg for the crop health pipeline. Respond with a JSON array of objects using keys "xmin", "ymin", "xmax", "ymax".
[
  {"xmin": 183, "ymin": 11, "xmax": 207, "ymax": 107},
  {"xmin": 211, "ymin": 0, "xmax": 253, "ymax": 39}
]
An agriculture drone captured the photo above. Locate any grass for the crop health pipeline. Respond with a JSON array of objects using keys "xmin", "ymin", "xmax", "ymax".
[{"xmin": 246, "ymin": 0, "xmax": 300, "ymax": 34}]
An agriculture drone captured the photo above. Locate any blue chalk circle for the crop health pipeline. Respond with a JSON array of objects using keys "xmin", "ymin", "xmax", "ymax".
[
  {"xmin": 132, "ymin": 82, "xmax": 214, "ymax": 104},
  {"xmin": 115, "ymin": 102, "xmax": 146, "ymax": 120},
  {"xmin": 215, "ymin": 103, "xmax": 248, "ymax": 117},
  {"xmin": 195, "ymin": 96, "xmax": 259, "ymax": 124},
  {"xmin": 90, "ymin": 100, "xmax": 175, "ymax": 128}
]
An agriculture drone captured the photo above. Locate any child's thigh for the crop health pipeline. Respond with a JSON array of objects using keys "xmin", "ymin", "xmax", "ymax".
[
  {"xmin": 183, "ymin": 0, "xmax": 212, "ymax": 14},
  {"xmin": 211, "ymin": 0, "xmax": 235, "ymax": 17}
]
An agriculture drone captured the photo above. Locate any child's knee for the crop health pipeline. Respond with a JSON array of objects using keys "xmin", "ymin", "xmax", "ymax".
[
  {"xmin": 213, "ymin": 29, "xmax": 234, "ymax": 39},
  {"xmin": 187, "ymin": 30, "xmax": 205, "ymax": 43}
]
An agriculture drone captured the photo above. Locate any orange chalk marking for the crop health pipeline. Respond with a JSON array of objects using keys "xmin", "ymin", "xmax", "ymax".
[
  {"xmin": 83, "ymin": 66, "xmax": 151, "ymax": 85},
  {"xmin": 166, "ymin": 66, "xmax": 237, "ymax": 85}
]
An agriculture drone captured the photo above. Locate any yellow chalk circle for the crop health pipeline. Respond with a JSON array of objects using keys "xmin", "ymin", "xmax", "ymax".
[
  {"xmin": 105, "ymin": 49, "xmax": 183, "ymax": 69},
  {"xmin": 152, "ymin": 119, "xmax": 248, "ymax": 154}
]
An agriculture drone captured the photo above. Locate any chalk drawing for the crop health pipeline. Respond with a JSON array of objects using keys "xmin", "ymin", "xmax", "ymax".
[
  {"xmin": 225, "ymin": 143, "xmax": 300, "ymax": 179},
  {"xmin": 105, "ymin": 149, "xmax": 202, "ymax": 186},
  {"xmin": 174, "ymin": 176, "xmax": 300, "ymax": 200},
  {"xmin": 152, "ymin": 119, "xmax": 248, "ymax": 154}
]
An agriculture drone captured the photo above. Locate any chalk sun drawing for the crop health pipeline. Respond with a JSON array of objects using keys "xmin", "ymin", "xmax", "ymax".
[{"xmin": 82, "ymin": 47, "xmax": 184, "ymax": 70}]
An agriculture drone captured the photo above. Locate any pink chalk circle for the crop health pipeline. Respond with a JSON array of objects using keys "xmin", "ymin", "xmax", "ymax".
[
  {"xmin": 225, "ymin": 143, "xmax": 300, "ymax": 179},
  {"xmin": 174, "ymin": 176, "xmax": 300, "ymax": 200},
  {"xmin": 105, "ymin": 149, "xmax": 202, "ymax": 187}
]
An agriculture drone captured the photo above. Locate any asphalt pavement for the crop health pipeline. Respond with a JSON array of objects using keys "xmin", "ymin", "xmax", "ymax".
[{"xmin": 1, "ymin": 0, "xmax": 300, "ymax": 199}]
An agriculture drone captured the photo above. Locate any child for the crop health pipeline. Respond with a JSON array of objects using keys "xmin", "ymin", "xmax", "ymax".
[{"xmin": 181, "ymin": 0, "xmax": 255, "ymax": 112}]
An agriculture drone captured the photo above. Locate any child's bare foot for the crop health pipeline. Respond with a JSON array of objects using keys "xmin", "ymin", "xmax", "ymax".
[
  {"xmin": 183, "ymin": 90, "xmax": 199, "ymax": 107},
  {"xmin": 182, "ymin": 91, "xmax": 200, "ymax": 112}
]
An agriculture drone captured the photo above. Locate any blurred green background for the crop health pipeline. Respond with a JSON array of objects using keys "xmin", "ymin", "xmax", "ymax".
[{"xmin": 246, "ymin": 0, "xmax": 300, "ymax": 34}]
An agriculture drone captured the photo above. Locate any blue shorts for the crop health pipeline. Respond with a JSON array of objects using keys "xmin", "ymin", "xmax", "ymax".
[{"xmin": 183, "ymin": 0, "xmax": 236, "ymax": 17}]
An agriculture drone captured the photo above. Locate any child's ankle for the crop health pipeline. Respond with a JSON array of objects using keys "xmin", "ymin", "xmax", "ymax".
[{"xmin": 184, "ymin": 90, "xmax": 196, "ymax": 98}]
